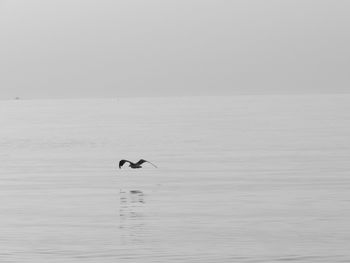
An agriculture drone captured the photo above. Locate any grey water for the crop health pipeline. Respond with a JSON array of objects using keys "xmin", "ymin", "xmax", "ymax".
[{"xmin": 0, "ymin": 95, "xmax": 350, "ymax": 262}]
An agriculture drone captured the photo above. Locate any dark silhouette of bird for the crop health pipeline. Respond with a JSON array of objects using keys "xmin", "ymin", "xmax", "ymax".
[{"xmin": 119, "ymin": 159, "xmax": 157, "ymax": 169}]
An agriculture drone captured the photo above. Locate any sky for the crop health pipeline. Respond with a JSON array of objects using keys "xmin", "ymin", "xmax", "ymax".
[{"xmin": 0, "ymin": 0, "xmax": 349, "ymax": 99}]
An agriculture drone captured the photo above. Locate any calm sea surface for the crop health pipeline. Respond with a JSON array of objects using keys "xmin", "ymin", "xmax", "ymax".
[{"xmin": 0, "ymin": 95, "xmax": 349, "ymax": 262}]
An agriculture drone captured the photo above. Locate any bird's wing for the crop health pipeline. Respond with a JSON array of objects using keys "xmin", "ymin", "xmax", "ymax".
[
  {"xmin": 136, "ymin": 159, "xmax": 158, "ymax": 168},
  {"xmin": 119, "ymin": 159, "xmax": 131, "ymax": 168},
  {"xmin": 135, "ymin": 159, "xmax": 147, "ymax": 165}
]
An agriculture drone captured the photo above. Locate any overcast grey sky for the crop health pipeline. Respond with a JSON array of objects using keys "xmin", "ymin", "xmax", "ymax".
[{"xmin": 0, "ymin": 0, "xmax": 349, "ymax": 99}]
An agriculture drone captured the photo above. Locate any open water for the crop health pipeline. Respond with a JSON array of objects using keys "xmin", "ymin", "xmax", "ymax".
[{"xmin": 0, "ymin": 95, "xmax": 349, "ymax": 262}]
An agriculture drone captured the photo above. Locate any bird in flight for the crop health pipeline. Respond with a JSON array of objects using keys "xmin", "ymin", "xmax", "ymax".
[{"xmin": 119, "ymin": 159, "xmax": 157, "ymax": 169}]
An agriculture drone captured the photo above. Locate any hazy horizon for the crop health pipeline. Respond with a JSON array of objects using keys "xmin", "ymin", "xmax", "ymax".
[
  {"xmin": 1, "ymin": 0, "xmax": 349, "ymax": 99},
  {"xmin": 2, "ymin": 91, "xmax": 350, "ymax": 102}
]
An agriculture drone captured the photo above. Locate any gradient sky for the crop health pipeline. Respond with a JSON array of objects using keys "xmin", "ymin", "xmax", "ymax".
[{"xmin": 0, "ymin": 0, "xmax": 349, "ymax": 99}]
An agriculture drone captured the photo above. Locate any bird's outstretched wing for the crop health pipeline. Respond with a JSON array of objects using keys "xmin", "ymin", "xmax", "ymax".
[
  {"xmin": 136, "ymin": 159, "xmax": 158, "ymax": 168},
  {"xmin": 119, "ymin": 159, "xmax": 131, "ymax": 168}
]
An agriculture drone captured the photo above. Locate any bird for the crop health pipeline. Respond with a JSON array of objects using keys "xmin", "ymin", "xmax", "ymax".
[{"xmin": 119, "ymin": 159, "xmax": 157, "ymax": 169}]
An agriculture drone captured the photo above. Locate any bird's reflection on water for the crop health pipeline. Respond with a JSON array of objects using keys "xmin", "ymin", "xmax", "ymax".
[{"xmin": 119, "ymin": 189, "xmax": 147, "ymax": 245}]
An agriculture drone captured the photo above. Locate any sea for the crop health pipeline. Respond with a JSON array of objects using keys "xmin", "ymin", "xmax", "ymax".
[{"xmin": 0, "ymin": 94, "xmax": 349, "ymax": 262}]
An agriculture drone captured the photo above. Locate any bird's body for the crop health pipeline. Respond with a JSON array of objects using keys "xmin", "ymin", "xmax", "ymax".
[{"xmin": 119, "ymin": 159, "xmax": 157, "ymax": 169}]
